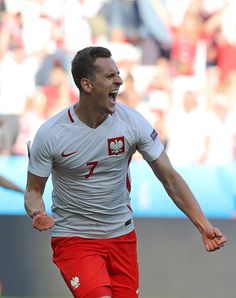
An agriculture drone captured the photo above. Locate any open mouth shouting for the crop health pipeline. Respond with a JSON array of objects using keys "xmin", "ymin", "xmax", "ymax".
[{"xmin": 108, "ymin": 89, "xmax": 119, "ymax": 102}]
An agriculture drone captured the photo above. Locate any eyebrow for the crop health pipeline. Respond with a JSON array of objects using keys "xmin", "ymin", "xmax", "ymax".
[{"xmin": 105, "ymin": 70, "xmax": 120, "ymax": 76}]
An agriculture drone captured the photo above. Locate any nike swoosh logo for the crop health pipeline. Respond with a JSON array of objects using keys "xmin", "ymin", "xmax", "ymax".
[{"xmin": 61, "ymin": 151, "xmax": 79, "ymax": 157}]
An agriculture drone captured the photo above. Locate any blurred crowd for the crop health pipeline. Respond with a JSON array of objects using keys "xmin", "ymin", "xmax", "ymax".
[{"xmin": 0, "ymin": 0, "xmax": 236, "ymax": 166}]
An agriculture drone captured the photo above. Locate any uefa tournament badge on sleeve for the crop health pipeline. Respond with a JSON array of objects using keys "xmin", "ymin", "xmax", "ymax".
[{"xmin": 150, "ymin": 129, "xmax": 158, "ymax": 141}]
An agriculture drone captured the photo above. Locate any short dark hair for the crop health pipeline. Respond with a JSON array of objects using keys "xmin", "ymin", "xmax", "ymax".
[{"xmin": 71, "ymin": 46, "xmax": 112, "ymax": 92}]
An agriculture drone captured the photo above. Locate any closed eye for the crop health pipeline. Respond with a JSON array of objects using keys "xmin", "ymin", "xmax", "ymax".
[
  {"xmin": 106, "ymin": 71, "xmax": 120, "ymax": 79},
  {"xmin": 107, "ymin": 73, "xmax": 116, "ymax": 79}
]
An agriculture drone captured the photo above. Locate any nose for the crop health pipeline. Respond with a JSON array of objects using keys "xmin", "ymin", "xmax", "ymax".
[{"xmin": 115, "ymin": 74, "xmax": 123, "ymax": 86}]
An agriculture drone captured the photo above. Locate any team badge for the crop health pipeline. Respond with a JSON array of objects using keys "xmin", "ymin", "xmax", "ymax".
[
  {"xmin": 70, "ymin": 276, "xmax": 80, "ymax": 289},
  {"xmin": 108, "ymin": 136, "xmax": 125, "ymax": 155},
  {"xmin": 150, "ymin": 129, "xmax": 158, "ymax": 141}
]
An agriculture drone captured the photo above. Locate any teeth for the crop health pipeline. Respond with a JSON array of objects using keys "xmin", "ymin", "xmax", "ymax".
[{"xmin": 109, "ymin": 90, "xmax": 118, "ymax": 100}]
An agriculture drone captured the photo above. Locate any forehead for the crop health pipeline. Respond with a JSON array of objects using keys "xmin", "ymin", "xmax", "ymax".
[{"xmin": 94, "ymin": 57, "xmax": 119, "ymax": 74}]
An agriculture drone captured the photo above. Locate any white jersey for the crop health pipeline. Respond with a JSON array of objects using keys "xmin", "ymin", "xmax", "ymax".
[{"xmin": 28, "ymin": 103, "xmax": 164, "ymax": 238}]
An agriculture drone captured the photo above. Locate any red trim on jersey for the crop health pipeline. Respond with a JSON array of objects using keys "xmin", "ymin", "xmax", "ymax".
[
  {"xmin": 126, "ymin": 175, "xmax": 131, "ymax": 193},
  {"xmin": 126, "ymin": 156, "xmax": 132, "ymax": 193},
  {"xmin": 67, "ymin": 108, "xmax": 74, "ymax": 123},
  {"xmin": 127, "ymin": 204, "xmax": 133, "ymax": 212}
]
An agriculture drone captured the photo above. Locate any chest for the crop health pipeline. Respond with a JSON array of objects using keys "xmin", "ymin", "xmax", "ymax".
[{"xmin": 52, "ymin": 121, "xmax": 136, "ymax": 177}]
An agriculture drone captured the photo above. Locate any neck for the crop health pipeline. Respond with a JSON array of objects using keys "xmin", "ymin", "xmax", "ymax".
[{"xmin": 74, "ymin": 101, "xmax": 108, "ymax": 128}]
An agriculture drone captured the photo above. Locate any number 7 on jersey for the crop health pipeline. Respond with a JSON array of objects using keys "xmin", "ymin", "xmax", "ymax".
[{"xmin": 85, "ymin": 161, "xmax": 98, "ymax": 179}]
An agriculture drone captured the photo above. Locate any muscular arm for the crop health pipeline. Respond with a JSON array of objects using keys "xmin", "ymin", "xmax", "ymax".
[
  {"xmin": 24, "ymin": 171, "xmax": 48, "ymax": 218},
  {"xmin": 148, "ymin": 150, "xmax": 227, "ymax": 251},
  {"xmin": 24, "ymin": 171, "xmax": 54, "ymax": 231}
]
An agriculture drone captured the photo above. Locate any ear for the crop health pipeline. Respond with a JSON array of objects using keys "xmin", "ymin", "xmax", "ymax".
[{"xmin": 81, "ymin": 78, "xmax": 93, "ymax": 93}]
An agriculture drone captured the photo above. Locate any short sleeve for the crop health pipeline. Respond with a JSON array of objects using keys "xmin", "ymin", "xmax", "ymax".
[
  {"xmin": 134, "ymin": 112, "xmax": 164, "ymax": 161},
  {"xmin": 28, "ymin": 126, "xmax": 53, "ymax": 177}
]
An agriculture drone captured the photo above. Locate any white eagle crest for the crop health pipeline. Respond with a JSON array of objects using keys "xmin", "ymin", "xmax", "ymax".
[
  {"xmin": 110, "ymin": 139, "xmax": 123, "ymax": 154},
  {"xmin": 70, "ymin": 276, "xmax": 80, "ymax": 289}
]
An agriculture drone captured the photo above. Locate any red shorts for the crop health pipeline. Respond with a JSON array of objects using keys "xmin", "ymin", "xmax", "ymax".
[{"xmin": 51, "ymin": 230, "xmax": 139, "ymax": 298}]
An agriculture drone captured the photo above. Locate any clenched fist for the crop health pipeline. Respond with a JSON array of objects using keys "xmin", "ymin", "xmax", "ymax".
[{"xmin": 32, "ymin": 212, "xmax": 54, "ymax": 231}]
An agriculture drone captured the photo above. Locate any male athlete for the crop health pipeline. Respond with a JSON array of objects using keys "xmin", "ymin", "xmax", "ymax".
[{"xmin": 24, "ymin": 46, "xmax": 227, "ymax": 298}]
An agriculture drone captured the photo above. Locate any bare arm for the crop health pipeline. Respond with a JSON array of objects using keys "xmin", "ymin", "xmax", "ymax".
[
  {"xmin": 0, "ymin": 175, "xmax": 24, "ymax": 193},
  {"xmin": 24, "ymin": 171, "xmax": 48, "ymax": 217},
  {"xmin": 148, "ymin": 150, "xmax": 227, "ymax": 251},
  {"xmin": 24, "ymin": 171, "xmax": 54, "ymax": 231}
]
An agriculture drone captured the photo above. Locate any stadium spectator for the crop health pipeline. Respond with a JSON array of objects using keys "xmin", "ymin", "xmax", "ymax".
[
  {"xmin": 63, "ymin": 0, "xmax": 93, "ymax": 53},
  {"xmin": 202, "ymin": 1, "xmax": 236, "ymax": 84},
  {"xmin": 138, "ymin": 61, "xmax": 171, "ymax": 147},
  {"xmin": 36, "ymin": 62, "xmax": 78, "ymax": 118},
  {"xmin": 118, "ymin": 72, "xmax": 142, "ymax": 109},
  {"xmin": 0, "ymin": 44, "xmax": 37, "ymax": 155},
  {"xmin": 136, "ymin": 0, "xmax": 172, "ymax": 64},
  {"xmin": 12, "ymin": 94, "xmax": 47, "ymax": 156},
  {"xmin": 100, "ymin": 0, "xmax": 140, "ymax": 44},
  {"xmin": 166, "ymin": 89, "xmax": 208, "ymax": 166},
  {"xmin": 215, "ymin": 2, "xmax": 236, "ymax": 84},
  {"xmin": 203, "ymin": 92, "xmax": 236, "ymax": 165},
  {"xmin": 170, "ymin": 0, "xmax": 206, "ymax": 77}
]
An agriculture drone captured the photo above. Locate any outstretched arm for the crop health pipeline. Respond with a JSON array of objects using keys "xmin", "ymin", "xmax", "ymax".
[
  {"xmin": 0, "ymin": 175, "xmax": 24, "ymax": 193},
  {"xmin": 24, "ymin": 171, "xmax": 54, "ymax": 231},
  {"xmin": 148, "ymin": 151, "xmax": 227, "ymax": 252}
]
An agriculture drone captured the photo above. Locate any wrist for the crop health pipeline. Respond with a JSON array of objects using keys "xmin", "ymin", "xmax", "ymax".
[
  {"xmin": 197, "ymin": 220, "xmax": 213, "ymax": 234},
  {"xmin": 31, "ymin": 210, "xmax": 44, "ymax": 218}
]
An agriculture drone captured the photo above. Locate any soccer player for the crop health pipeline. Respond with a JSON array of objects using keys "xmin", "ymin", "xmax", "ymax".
[{"xmin": 24, "ymin": 46, "xmax": 227, "ymax": 298}]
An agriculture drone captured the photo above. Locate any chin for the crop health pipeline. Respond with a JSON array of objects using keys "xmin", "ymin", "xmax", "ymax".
[
  {"xmin": 110, "ymin": 106, "xmax": 116, "ymax": 115},
  {"xmin": 107, "ymin": 103, "xmax": 116, "ymax": 114}
]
